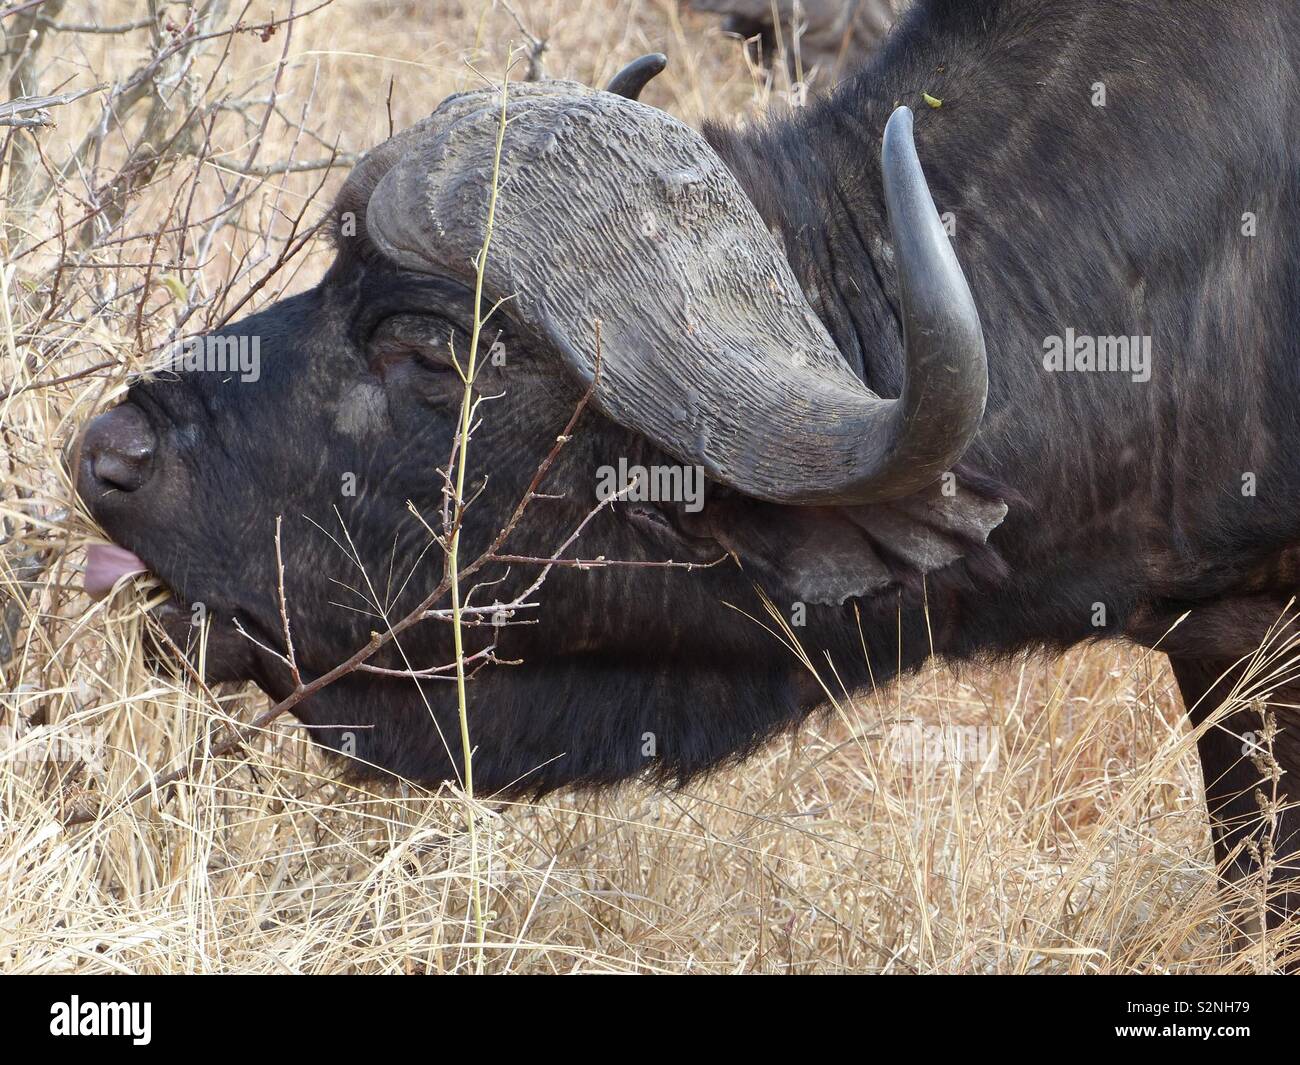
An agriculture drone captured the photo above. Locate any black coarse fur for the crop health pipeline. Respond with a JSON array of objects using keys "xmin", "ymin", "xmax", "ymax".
[
  {"xmin": 78, "ymin": 0, "xmax": 1300, "ymax": 804},
  {"xmin": 709, "ymin": 0, "xmax": 1300, "ymax": 642}
]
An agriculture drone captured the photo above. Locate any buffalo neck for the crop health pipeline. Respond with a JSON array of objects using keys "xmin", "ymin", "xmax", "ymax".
[{"xmin": 704, "ymin": 103, "xmax": 903, "ymax": 394}]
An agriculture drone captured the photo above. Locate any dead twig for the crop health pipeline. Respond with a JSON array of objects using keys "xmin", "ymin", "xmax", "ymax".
[
  {"xmin": 498, "ymin": 0, "xmax": 547, "ymax": 81},
  {"xmin": 0, "ymin": 83, "xmax": 106, "ymax": 127}
]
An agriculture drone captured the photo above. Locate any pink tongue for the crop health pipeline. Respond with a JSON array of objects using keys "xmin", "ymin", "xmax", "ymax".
[{"xmin": 85, "ymin": 543, "xmax": 148, "ymax": 601}]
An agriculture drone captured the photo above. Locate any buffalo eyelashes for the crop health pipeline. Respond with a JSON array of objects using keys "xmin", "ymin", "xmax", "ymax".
[{"xmin": 367, "ymin": 313, "xmax": 463, "ymax": 377}]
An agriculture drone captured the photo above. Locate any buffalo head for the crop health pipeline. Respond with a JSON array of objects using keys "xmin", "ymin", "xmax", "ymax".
[{"xmin": 76, "ymin": 62, "xmax": 1004, "ymax": 795}]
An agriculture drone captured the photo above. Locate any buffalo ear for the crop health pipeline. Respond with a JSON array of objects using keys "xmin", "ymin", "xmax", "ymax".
[{"xmin": 682, "ymin": 474, "xmax": 1009, "ymax": 606}]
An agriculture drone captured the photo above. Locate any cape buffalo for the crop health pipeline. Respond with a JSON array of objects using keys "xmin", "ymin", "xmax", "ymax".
[
  {"xmin": 78, "ymin": 0, "xmax": 1300, "ymax": 937},
  {"xmin": 688, "ymin": 0, "xmax": 904, "ymax": 76}
]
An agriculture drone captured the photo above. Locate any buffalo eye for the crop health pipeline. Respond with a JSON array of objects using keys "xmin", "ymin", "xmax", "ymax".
[{"xmin": 367, "ymin": 313, "xmax": 464, "ymax": 379}]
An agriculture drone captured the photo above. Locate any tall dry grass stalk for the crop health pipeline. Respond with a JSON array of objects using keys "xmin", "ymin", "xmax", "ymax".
[
  {"xmin": 0, "ymin": 0, "xmax": 1294, "ymax": 973},
  {"xmin": 445, "ymin": 60, "xmax": 514, "ymax": 972}
]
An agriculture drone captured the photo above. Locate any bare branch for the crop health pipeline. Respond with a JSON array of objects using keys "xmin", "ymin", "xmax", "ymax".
[
  {"xmin": 0, "ymin": 83, "xmax": 104, "ymax": 127},
  {"xmin": 210, "ymin": 150, "xmax": 361, "ymax": 177}
]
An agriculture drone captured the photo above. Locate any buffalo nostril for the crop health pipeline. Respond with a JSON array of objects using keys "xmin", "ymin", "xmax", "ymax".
[{"xmin": 81, "ymin": 404, "xmax": 157, "ymax": 493}]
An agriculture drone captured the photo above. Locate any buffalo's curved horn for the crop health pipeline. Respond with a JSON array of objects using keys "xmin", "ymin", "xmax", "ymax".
[
  {"xmin": 871, "ymin": 106, "xmax": 988, "ymax": 498},
  {"xmin": 605, "ymin": 53, "xmax": 667, "ymax": 100},
  {"xmin": 364, "ymin": 84, "xmax": 987, "ymax": 505}
]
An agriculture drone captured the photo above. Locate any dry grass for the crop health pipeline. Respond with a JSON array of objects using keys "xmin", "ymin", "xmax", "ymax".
[{"xmin": 0, "ymin": 0, "xmax": 1289, "ymax": 973}]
